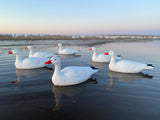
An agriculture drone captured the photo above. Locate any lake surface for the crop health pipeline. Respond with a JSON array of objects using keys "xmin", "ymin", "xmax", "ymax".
[{"xmin": 0, "ymin": 39, "xmax": 160, "ymax": 120}]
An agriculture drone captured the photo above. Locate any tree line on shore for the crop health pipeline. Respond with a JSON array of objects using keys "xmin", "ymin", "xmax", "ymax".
[{"xmin": 0, "ymin": 34, "xmax": 160, "ymax": 40}]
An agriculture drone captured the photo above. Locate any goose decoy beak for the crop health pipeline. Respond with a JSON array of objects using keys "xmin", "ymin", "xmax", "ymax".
[
  {"xmin": 45, "ymin": 60, "xmax": 52, "ymax": 64},
  {"xmin": 104, "ymin": 52, "xmax": 109, "ymax": 55},
  {"xmin": 8, "ymin": 51, "xmax": 13, "ymax": 54}
]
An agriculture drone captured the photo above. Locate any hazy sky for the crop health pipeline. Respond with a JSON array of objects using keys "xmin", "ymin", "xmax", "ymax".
[{"xmin": 0, "ymin": 0, "xmax": 160, "ymax": 35}]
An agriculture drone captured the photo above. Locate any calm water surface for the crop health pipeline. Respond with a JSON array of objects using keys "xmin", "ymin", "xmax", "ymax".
[{"xmin": 0, "ymin": 40, "xmax": 160, "ymax": 120}]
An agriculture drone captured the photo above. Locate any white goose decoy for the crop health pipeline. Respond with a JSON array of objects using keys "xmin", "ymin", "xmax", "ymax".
[
  {"xmin": 8, "ymin": 49, "xmax": 49, "ymax": 69},
  {"xmin": 45, "ymin": 56, "xmax": 98, "ymax": 86},
  {"xmin": 89, "ymin": 47, "xmax": 121, "ymax": 63},
  {"xmin": 56, "ymin": 43, "xmax": 80, "ymax": 55},
  {"xmin": 25, "ymin": 45, "xmax": 55, "ymax": 58},
  {"xmin": 104, "ymin": 50, "xmax": 154, "ymax": 73}
]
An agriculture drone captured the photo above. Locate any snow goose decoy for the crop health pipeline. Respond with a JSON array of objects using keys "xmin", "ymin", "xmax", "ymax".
[
  {"xmin": 45, "ymin": 56, "xmax": 98, "ymax": 86},
  {"xmin": 25, "ymin": 45, "xmax": 55, "ymax": 58},
  {"xmin": 89, "ymin": 47, "xmax": 121, "ymax": 63},
  {"xmin": 56, "ymin": 43, "xmax": 80, "ymax": 55},
  {"xmin": 104, "ymin": 50, "xmax": 154, "ymax": 73},
  {"xmin": 8, "ymin": 49, "xmax": 49, "ymax": 69}
]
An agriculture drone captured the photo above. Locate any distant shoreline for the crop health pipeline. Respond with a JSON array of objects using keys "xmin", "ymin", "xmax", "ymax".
[{"xmin": 0, "ymin": 34, "xmax": 160, "ymax": 41}]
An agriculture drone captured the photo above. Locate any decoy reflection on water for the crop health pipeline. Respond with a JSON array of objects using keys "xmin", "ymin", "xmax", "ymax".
[
  {"xmin": 11, "ymin": 67, "xmax": 53, "ymax": 84},
  {"xmin": 106, "ymin": 71, "xmax": 153, "ymax": 90},
  {"xmin": 92, "ymin": 62, "xmax": 109, "ymax": 69},
  {"xmin": 49, "ymin": 80, "xmax": 95, "ymax": 111},
  {"xmin": 58, "ymin": 54, "xmax": 81, "ymax": 60}
]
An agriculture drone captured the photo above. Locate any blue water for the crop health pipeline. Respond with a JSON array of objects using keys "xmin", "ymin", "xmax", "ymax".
[{"xmin": 0, "ymin": 39, "xmax": 160, "ymax": 120}]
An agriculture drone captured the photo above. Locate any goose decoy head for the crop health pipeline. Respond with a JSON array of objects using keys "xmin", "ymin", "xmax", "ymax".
[
  {"xmin": 45, "ymin": 56, "xmax": 60, "ymax": 64},
  {"xmin": 89, "ymin": 47, "xmax": 96, "ymax": 51},
  {"xmin": 8, "ymin": 49, "xmax": 20, "ymax": 54},
  {"xmin": 25, "ymin": 45, "xmax": 33, "ymax": 50},
  {"xmin": 56, "ymin": 43, "xmax": 62, "ymax": 47},
  {"xmin": 104, "ymin": 50, "xmax": 115, "ymax": 56}
]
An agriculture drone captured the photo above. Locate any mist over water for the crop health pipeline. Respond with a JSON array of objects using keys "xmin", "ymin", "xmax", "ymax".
[{"xmin": 0, "ymin": 39, "xmax": 160, "ymax": 120}]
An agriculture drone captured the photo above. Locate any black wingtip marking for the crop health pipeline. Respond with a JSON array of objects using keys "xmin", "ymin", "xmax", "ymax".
[
  {"xmin": 117, "ymin": 55, "xmax": 122, "ymax": 57},
  {"xmin": 91, "ymin": 66, "xmax": 99, "ymax": 70},
  {"xmin": 147, "ymin": 64, "xmax": 155, "ymax": 67}
]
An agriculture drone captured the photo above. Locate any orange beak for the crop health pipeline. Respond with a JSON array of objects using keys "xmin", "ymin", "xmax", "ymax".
[{"xmin": 45, "ymin": 60, "xmax": 52, "ymax": 64}]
